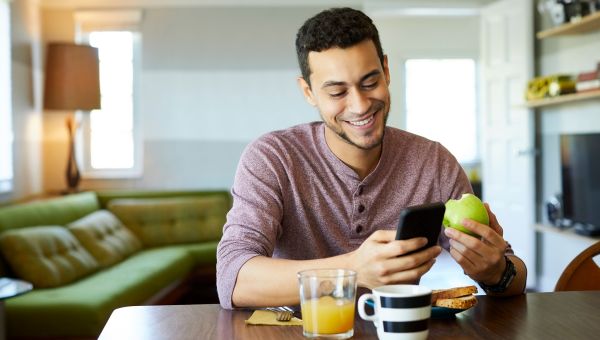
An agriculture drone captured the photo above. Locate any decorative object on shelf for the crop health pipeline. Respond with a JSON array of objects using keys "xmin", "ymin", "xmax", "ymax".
[
  {"xmin": 43, "ymin": 43, "xmax": 100, "ymax": 193},
  {"xmin": 565, "ymin": 0, "xmax": 591, "ymax": 23},
  {"xmin": 526, "ymin": 74, "xmax": 576, "ymax": 100},
  {"xmin": 576, "ymin": 64, "xmax": 600, "ymax": 92},
  {"xmin": 537, "ymin": 4, "xmax": 600, "ymax": 38},
  {"xmin": 549, "ymin": 75, "xmax": 577, "ymax": 96},
  {"xmin": 546, "ymin": 194, "xmax": 564, "ymax": 227},
  {"xmin": 538, "ymin": 0, "xmax": 600, "ymax": 26},
  {"xmin": 538, "ymin": 0, "xmax": 567, "ymax": 25},
  {"xmin": 573, "ymin": 222, "xmax": 600, "ymax": 236}
]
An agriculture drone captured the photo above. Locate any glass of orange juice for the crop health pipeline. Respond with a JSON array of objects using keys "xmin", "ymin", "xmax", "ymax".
[{"xmin": 298, "ymin": 269, "xmax": 357, "ymax": 339}]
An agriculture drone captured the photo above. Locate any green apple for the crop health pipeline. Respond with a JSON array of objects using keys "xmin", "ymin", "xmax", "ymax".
[{"xmin": 443, "ymin": 193, "xmax": 489, "ymax": 237}]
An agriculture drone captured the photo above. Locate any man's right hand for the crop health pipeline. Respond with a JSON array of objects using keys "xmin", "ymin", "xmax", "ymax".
[{"xmin": 347, "ymin": 230, "xmax": 442, "ymax": 289}]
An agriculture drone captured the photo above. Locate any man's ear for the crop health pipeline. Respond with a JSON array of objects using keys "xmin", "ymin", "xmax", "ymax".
[
  {"xmin": 383, "ymin": 55, "xmax": 391, "ymax": 86},
  {"xmin": 297, "ymin": 76, "xmax": 317, "ymax": 107}
]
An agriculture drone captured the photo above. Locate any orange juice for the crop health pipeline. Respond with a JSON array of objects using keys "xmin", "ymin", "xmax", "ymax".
[{"xmin": 301, "ymin": 296, "xmax": 355, "ymax": 334}]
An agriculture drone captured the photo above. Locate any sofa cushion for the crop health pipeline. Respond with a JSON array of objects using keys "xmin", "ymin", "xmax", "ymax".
[
  {"xmin": 0, "ymin": 226, "xmax": 99, "ymax": 288},
  {"xmin": 5, "ymin": 247, "xmax": 194, "ymax": 337},
  {"xmin": 171, "ymin": 241, "xmax": 219, "ymax": 266},
  {"xmin": 108, "ymin": 196, "xmax": 227, "ymax": 247},
  {"xmin": 0, "ymin": 192, "xmax": 100, "ymax": 233},
  {"xmin": 68, "ymin": 210, "xmax": 142, "ymax": 267}
]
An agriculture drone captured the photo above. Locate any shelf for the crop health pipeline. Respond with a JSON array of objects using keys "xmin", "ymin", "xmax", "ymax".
[
  {"xmin": 535, "ymin": 223, "xmax": 600, "ymax": 243},
  {"xmin": 537, "ymin": 11, "xmax": 600, "ymax": 39},
  {"xmin": 526, "ymin": 89, "xmax": 600, "ymax": 108}
]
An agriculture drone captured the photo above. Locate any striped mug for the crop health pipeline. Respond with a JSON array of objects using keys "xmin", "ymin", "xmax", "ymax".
[{"xmin": 358, "ymin": 285, "xmax": 432, "ymax": 340}]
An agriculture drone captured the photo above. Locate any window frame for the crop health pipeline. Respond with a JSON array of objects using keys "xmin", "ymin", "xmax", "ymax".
[{"xmin": 74, "ymin": 10, "xmax": 143, "ymax": 179}]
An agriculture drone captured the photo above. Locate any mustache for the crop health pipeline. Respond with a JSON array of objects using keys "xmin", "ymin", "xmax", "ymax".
[{"xmin": 348, "ymin": 99, "xmax": 386, "ymax": 120}]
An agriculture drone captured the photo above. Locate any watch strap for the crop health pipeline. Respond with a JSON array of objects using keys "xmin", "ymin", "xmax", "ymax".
[{"xmin": 479, "ymin": 256, "xmax": 516, "ymax": 293}]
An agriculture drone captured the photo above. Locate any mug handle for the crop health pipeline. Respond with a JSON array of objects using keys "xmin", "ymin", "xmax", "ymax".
[{"xmin": 358, "ymin": 294, "xmax": 377, "ymax": 323}]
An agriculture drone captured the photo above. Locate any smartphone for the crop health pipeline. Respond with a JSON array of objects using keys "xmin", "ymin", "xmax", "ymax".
[{"xmin": 395, "ymin": 202, "xmax": 446, "ymax": 254}]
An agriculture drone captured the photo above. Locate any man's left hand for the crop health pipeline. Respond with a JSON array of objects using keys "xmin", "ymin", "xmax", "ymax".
[{"xmin": 444, "ymin": 203, "xmax": 507, "ymax": 285}]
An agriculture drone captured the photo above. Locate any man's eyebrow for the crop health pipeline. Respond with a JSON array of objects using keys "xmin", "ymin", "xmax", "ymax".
[
  {"xmin": 321, "ymin": 69, "xmax": 382, "ymax": 89},
  {"xmin": 321, "ymin": 80, "xmax": 346, "ymax": 89},
  {"xmin": 360, "ymin": 69, "xmax": 382, "ymax": 82}
]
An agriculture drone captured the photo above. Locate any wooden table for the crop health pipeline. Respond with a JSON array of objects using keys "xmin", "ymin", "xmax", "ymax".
[{"xmin": 99, "ymin": 291, "xmax": 600, "ymax": 340}]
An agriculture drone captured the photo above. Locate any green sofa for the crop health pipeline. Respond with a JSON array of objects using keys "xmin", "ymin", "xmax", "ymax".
[{"xmin": 0, "ymin": 190, "xmax": 231, "ymax": 339}]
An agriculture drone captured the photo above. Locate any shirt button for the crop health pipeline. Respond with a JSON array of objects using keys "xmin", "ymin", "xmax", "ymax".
[
  {"xmin": 358, "ymin": 186, "xmax": 364, "ymax": 195},
  {"xmin": 356, "ymin": 225, "xmax": 363, "ymax": 234},
  {"xmin": 358, "ymin": 204, "xmax": 365, "ymax": 213}
]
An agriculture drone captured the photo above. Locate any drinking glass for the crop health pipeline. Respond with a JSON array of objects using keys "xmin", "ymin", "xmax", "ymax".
[{"xmin": 298, "ymin": 269, "xmax": 357, "ymax": 339}]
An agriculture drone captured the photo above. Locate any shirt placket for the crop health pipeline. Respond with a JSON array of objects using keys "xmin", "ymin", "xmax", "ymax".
[{"xmin": 350, "ymin": 184, "xmax": 370, "ymax": 243}]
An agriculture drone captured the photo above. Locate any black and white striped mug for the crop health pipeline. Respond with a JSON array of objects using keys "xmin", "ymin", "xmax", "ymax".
[{"xmin": 358, "ymin": 285, "xmax": 432, "ymax": 340}]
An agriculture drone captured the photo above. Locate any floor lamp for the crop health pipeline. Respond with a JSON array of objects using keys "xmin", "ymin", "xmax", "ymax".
[{"xmin": 43, "ymin": 43, "xmax": 100, "ymax": 193}]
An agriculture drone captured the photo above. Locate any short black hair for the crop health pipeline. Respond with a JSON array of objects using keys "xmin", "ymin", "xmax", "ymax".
[{"xmin": 295, "ymin": 7, "xmax": 385, "ymax": 87}]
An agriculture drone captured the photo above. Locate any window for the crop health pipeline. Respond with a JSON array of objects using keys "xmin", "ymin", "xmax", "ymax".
[
  {"xmin": 75, "ymin": 10, "xmax": 142, "ymax": 178},
  {"xmin": 405, "ymin": 59, "xmax": 478, "ymax": 164},
  {"xmin": 0, "ymin": 0, "xmax": 13, "ymax": 193},
  {"xmin": 87, "ymin": 31, "xmax": 135, "ymax": 170}
]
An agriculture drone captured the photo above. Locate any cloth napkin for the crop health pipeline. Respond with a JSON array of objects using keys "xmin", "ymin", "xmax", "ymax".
[{"xmin": 245, "ymin": 310, "xmax": 303, "ymax": 326}]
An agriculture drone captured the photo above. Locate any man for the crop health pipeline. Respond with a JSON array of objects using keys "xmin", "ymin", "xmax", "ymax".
[{"xmin": 217, "ymin": 7, "xmax": 526, "ymax": 309}]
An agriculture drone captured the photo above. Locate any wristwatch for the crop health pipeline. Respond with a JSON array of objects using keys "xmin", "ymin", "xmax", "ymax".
[{"xmin": 479, "ymin": 256, "xmax": 517, "ymax": 293}]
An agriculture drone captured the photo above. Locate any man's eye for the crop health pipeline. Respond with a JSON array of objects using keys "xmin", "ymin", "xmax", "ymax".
[
  {"xmin": 363, "ymin": 81, "xmax": 378, "ymax": 89},
  {"xmin": 329, "ymin": 91, "xmax": 346, "ymax": 98}
]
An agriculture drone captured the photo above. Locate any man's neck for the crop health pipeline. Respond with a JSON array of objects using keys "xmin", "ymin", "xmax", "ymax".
[{"xmin": 324, "ymin": 128, "xmax": 382, "ymax": 180}]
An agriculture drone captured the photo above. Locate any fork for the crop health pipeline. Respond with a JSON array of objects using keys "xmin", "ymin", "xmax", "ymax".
[{"xmin": 265, "ymin": 307, "xmax": 294, "ymax": 321}]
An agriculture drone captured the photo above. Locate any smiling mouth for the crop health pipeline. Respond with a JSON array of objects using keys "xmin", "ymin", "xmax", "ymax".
[{"xmin": 346, "ymin": 111, "xmax": 376, "ymax": 127}]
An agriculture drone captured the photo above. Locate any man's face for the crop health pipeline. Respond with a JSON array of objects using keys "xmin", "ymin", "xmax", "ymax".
[{"xmin": 299, "ymin": 39, "xmax": 391, "ymax": 151}]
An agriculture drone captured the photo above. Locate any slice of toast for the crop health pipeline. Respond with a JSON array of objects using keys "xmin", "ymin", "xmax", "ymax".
[
  {"xmin": 433, "ymin": 295, "xmax": 478, "ymax": 309},
  {"xmin": 431, "ymin": 285, "xmax": 478, "ymax": 303}
]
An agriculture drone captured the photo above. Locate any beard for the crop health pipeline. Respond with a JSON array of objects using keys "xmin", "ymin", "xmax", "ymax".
[{"xmin": 321, "ymin": 98, "xmax": 390, "ymax": 151}]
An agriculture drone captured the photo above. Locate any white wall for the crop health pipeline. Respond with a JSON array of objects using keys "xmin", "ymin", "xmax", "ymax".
[
  {"xmin": 134, "ymin": 7, "xmax": 321, "ymax": 190},
  {"xmin": 140, "ymin": 8, "xmax": 316, "ymax": 143}
]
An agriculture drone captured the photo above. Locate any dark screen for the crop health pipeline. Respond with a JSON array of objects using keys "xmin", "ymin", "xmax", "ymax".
[{"xmin": 560, "ymin": 133, "xmax": 600, "ymax": 227}]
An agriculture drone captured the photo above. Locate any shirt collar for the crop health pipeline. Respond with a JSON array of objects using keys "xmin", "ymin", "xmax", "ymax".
[{"xmin": 315, "ymin": 122, "xmax": 391, "ymax": 186}]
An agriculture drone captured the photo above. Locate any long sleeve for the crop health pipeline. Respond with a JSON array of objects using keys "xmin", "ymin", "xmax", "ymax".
[{"xmin": 216, "ymin": 139, "xmax": 286, "ymax": 309}]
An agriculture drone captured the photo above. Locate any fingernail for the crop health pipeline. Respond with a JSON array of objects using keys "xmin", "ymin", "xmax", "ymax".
[{"xmin": 444, "ymin": 228, "xmax": 455, "ymax": 236}]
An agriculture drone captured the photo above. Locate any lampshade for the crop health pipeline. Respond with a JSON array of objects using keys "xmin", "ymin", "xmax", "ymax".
[{"xmin": 43, "ymin": 43, "xmax": 101, "ymax": 111}]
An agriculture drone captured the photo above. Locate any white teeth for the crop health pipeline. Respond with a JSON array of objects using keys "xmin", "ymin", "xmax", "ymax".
[{"xmin": 348, "ymin": 115, "xmax": 374, "ymax": 126}]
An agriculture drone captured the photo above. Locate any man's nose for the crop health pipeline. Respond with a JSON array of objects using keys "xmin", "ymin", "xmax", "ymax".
[{"xmin": 347, "ymin": 88, "xmax": 370, "ymax": 115}]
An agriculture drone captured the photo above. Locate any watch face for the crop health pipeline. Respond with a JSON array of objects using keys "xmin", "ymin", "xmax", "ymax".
[{"xmin": 481, "ymin": 257, "xmax": 516, "ymax": 293}]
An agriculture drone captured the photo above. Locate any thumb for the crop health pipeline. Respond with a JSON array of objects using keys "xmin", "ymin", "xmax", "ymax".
[{"xmin": 484, "ymin": 203, "xmax": 503, "ymax": 236}]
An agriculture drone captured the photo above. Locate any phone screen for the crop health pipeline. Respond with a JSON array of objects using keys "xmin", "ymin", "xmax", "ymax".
[{"xmin": 395, "ymin": 202, "xmax": 445, "ymax": 253}]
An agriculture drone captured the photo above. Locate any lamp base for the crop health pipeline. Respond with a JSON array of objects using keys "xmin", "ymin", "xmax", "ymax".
[{"xmin": 65, "ymin": 115, "xmax": 81, "ymax": 192}]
